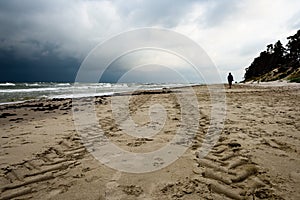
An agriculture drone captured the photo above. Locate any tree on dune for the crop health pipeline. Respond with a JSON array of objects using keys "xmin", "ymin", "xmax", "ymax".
[{"xmin": 244, "ymin": 29, "xmax": 300, "ymax": 82}]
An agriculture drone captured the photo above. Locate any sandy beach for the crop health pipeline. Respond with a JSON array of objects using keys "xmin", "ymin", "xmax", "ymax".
[{"xmin": 0, "ymin": 84, "xmax": 299, "ymax": 200}]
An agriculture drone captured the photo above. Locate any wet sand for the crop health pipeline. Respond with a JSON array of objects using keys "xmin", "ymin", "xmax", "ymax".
[{"xmin": 0, "ymin": 84, "xmax": 299, "ymax": 200}]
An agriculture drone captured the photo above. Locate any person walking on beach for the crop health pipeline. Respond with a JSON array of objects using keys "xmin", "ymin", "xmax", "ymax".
[{"xmin": 227, "ymin": 72, "xmax": 234, "ymax": 89}]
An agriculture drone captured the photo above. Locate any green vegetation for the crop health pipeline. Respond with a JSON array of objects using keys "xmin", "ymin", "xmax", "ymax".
[
  {"xmin": 288, "ymin": 69, "xmax": 300, "ymax": 82},
  {"xmin": 244, "ymin": 29, "xmax": 300, "ymax": 82},
  {"xmin": 289, "ymin": 77, "xmax": 300, "ymax": 83},
  {"xmin": 8, "ymin": 98, "xmax": 16, "ymax": 102}
]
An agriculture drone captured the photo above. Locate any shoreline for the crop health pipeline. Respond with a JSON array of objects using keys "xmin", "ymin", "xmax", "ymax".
[
  {"xmin": 0, "ymin": 83, "xmax": 202, "ymax": 106},
  {"xmin": 2, "ymin": 81, "xmax": 300, "ymax": 106}
]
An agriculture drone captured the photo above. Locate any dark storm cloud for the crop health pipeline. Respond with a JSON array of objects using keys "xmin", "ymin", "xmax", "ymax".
[
  {"xmin": 0, "ymin": 0, "xmax": 209, "ymax": 82},
  {"xmin": 0, "ymin": 0, "xmax": 67, "ymax": 38},
  {"xmin": 0, "ymin": 0, "xmax": 204, "ymax": 57},
  {"xmin": 0, "ymin": 47, "xmax": 80, "ymax": 82},
  {"xmin": 0, "ymin": 0, "xmax": 90, "ymax": 82},
  {"xmin": 0, "ymin": 45, "xmax": 76, "ymax": 82}
]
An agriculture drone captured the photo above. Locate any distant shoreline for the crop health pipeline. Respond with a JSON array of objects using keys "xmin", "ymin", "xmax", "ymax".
[{"xmin": 0, "ymin": 82, "xmax": 201, "ymax": 105}]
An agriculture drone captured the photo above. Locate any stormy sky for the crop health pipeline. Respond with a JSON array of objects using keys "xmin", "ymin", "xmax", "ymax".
[{"xmin": 0, "ymin": 0, "xmax": 299, "ymax": 83}]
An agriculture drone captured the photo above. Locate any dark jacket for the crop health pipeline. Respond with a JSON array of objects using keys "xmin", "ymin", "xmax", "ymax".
[{"xmin": 227, "ymin": 74, "xmax": 233, "ymax": 82}]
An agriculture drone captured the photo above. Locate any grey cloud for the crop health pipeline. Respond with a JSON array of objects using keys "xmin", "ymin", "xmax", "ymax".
[
  {"xmin": 197, "ymin": 0, "xmax": 244, "ymax": 28},
  {"xmin": 238, "ymin": 40, "xmax": 269, "ymax": 57},
  {"xmin": 0, "ymin": 0, "xmax": 299, "ymax": 83},
  {"xmin": 287, "ymin": 12, "xmax": 300, "ymax": 29},
  {"xmin": 114, "ymin": 0, "xmax": 200, "ymax": 28},
  {"xmin": 0, "ymin": 0, "xmax": 244, "ymax": 60},
  {"xmin": 0, "ymin": 0, "xmax": 102, "ymax": 60}
]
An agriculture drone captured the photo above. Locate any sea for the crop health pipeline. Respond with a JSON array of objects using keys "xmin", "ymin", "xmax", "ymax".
[{"xmin": 0, "ymin": 82, "xmax": 193, "ymax": 105}]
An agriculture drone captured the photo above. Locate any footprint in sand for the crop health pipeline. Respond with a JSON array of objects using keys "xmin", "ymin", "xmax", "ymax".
[
  {"xmin": 153, "ymin": 157, "xmax": 164, "ymax": 167},
  {"xmin": 104, "ymin": 171, "xmax": 124, "ymax": 200}
]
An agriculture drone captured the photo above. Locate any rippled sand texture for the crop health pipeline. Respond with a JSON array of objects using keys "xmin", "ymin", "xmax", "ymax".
[{"xmin": 0, "ymin": 84, "xmax": 299, "ymax": 200}]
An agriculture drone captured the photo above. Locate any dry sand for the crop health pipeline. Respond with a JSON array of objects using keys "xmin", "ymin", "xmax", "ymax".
[{"xmin": 0, "ymin": 84, "xmax": 299, "ymax": 200}]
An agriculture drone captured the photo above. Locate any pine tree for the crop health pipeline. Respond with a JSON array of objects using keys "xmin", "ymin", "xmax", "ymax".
[
  {"xmin": 286, "ymin": 30, "xmax": 300, "ymax": 65},
  {"xmin": 244, "ymin": 29, "xmax": 299, "ymax": 82}
]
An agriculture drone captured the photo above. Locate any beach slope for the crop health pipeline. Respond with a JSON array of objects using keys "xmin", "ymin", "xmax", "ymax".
[{"xmin": 0, "ymin": 84, "xmax": 299, "ymax": 199}]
